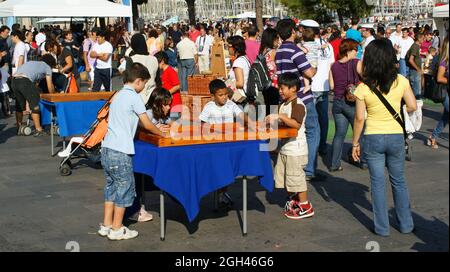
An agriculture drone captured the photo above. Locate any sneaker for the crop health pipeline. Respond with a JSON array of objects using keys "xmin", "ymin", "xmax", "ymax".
[
  {"xmin": 285, "ymin": 202, "xmax": 315, "ymax": 220},
  {"xmin": 283, "ymin": 198, "xmax": 299, "ymax": 213},
  {"xmin": 107, "ymin": 226, "xmax": 139, "ymax": 241},
  {"xmin": 33, "ymin": 130, "xmax": 48, "ymax": 137},
  {"xmin": 97, "ymin": 224, "xmax": 111, "ymax": 237},
  {"xmin": 129, "ymin": 206, "xmax": 153, "ymax": 222}
]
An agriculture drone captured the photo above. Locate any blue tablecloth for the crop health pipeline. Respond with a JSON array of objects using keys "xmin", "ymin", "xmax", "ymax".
[
  {"xmin": 39, "ymin": 100, "xmax": 106, "ymax": 137},
  {"xmin": 133, "ymin": 140, "xmax": 274, "ymax": 222}
]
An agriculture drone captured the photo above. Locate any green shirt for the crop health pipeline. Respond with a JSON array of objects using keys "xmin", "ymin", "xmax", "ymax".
[{"xmin": 407, "ymin": 43, "xmax": 421, "ymax": 70}]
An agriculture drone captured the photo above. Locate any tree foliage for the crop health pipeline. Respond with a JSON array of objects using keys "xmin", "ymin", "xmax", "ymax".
[{"xmin": 281, "ymin": 0, "xmax": 373, "ymax": 25}]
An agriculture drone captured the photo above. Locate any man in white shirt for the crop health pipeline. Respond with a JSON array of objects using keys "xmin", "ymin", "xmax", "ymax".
[
  {"xmin": 361, "ymin": 25, "xmax": 375, "ymax": 55},
  {"xmin": 195, "ymin": 25, "xmax": 213, "ymax": 74},
  {"xmin": 386, "ymin": 28, "xmax": 400, "ymax": 60},
  {"xmin": 90, "ymin": 30, "xmax": 113, "ymax": 91},
  {"xmin": 176, "ymin": 30, "xmax": 198, "ymax": 92},
  {"xmin": 312, "ymin": 36, "xmax": 334, "ymax": 156},
  {"xmin": 11, "ymin": 30, "xmax": 27, "ymax": 75},
  {"xmin": 35, "ymin": 29, "xmax": 46, "ymax": 49},
  {"xmin": 398, "ymin": 28, "xmax": 414, "ymax": 77}
]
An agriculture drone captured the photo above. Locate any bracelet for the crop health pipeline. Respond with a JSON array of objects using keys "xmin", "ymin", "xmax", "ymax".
[{"xmin": 352, "ymin": 144, "xmax": 360, "ymax": 148}]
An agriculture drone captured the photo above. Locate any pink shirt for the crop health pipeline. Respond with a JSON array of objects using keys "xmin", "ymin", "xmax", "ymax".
[{"xmin": 245, "ymin": 39, "xmax": 260, "ymax": 65}]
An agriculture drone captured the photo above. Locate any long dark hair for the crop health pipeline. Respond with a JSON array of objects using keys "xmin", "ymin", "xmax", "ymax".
[
  {"xmin": 259, "ymin": 28, "xmax": 278, "ymax": 55},
  {"xmin": 362, "ymin": 38, "xmax": 398, "ymax": 94},
  {"xmin": 146, "ymin": 87, "xmax": 172, "ymax": 121}
]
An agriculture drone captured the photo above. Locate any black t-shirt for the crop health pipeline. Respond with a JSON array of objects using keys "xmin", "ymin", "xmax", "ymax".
[
  {"xmin": 0, "ymin": 37, "xmax": 11, "ymax": 67},
  {"xmin": 58, "ymin": 47, "xmax": 78, "ymax": 76}
]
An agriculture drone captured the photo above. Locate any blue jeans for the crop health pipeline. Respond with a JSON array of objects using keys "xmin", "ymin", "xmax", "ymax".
[
  {"xmin": 331, "ymin": 99, "xmax": 355, "ymax": 169},
  {"xmin": 409, "ymin": 69, "xmax": 422, "ymax": 99},
  {"xmin": 432, "ymin": 94, "xmax": 449, "ymax": 139},
  {"xmin": 399, "ymin": 58, "xmax": 409, "ymax": 77},
  {"xmin": 314, "ymin": 92, "xmax": 329, "ymax": 154},
  {"xmin": 304, "ymin": 101, "xmax": 320, "ymax": 177},
  {"xmin": 179, "ymin": 59, "xmax": 196, "ymax": 92},
  {"xmin": 363, "ymin": 134, "xmax": 414, "ymax": 236},
  {"xmin": 101, "ymin": 147, "xmax": 136, "ymax": 208}
]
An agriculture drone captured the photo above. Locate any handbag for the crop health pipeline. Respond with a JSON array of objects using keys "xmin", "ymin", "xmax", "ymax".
[
  {"xmin": 345, "ymin": 60, "xmax": 359, "ymax": 103},
  {"xmin": 225, "ymin": 78, "xmax": 246, "ymax": 103},
  {"xmin": 430, "ymin": 80, "xmax": 448, "ymax": 104}
]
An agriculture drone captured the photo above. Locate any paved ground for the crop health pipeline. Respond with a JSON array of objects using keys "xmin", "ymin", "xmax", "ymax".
[{"xmin": 0, "ymin": 77, "xmax": 448, "ymax": 252}]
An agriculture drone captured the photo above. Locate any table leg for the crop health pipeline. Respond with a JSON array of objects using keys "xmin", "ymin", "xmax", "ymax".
[
  {"xmin": 160, "ymin": 191, "xmax": 165, "ymax": 241},
  {"xmin": 243, "ymin": 176, "xmax": 247, "ymax": 236},
  {"xmin": 51, "ymin": 111, "xmax": 54, "ymax": 156}
]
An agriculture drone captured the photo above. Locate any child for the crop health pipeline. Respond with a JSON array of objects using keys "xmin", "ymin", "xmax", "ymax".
[
  {"xmin": 99, "ymin": 63, "xmax": 167, "ymax": 241},
  {"xmin": 265, "ymin": 73, "xmax": 314, "ymax": 220},
  {"xmin": 297, "ymin": 27, "xmax": 320, "ymax": 93},
  {"xmin": 199, "ymin": 79, "xmax": 245, "ymax": 206},
  {"xmin": 126, "ymin": 87, "xmax": 173, "ymax": 223},
  {"xmin": 423, "ymin": 47, "xmax": 437, "ymax": 99},
  {"xmin": 199, "ymin": 79, "xmax": 245, "ymax": 125},
  {"xmin": 154, "ymin": 51, "xmax": 182, "ymax": 120},
  {"xmin": 146, "ymin": 87, "xmax": 173, "ymax": 128}
]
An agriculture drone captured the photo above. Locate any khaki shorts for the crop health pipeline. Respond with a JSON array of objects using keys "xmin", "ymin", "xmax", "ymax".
[{"xmin": 274, "ymin": 154, "xmax": 308, "ymax": 193}]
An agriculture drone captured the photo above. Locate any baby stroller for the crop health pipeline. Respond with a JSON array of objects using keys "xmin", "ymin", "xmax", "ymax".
[
  {"xmin": 403, "ymin": 100, "xmax": 424, "ymax": 161},
  {"xmin": 57, "ymin": 94, "xmax": 115, "ymax": 176}
]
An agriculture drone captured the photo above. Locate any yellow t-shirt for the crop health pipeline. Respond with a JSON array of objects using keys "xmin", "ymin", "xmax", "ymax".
[{"xmin": 354, "ymin": 74, "xmax": 408, "ymax": 135}]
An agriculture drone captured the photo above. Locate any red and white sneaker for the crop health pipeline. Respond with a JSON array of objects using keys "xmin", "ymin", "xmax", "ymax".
[
  {"xmin": 284, "ymin": 202, "xmax": 314, "ymax": 220},
  {"xmin": 283, "ymin": 198, "xmax": 299, "ymax": 214}
]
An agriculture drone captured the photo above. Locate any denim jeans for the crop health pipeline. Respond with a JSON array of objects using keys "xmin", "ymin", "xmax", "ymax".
[
  {"xmin": 432, "ymin": 94, "xmax": 449, "ymax": 139},
  {"xmin": 178, "ymin": 59, "xmax": 196, "ymax": 92},
  {"xmin": 331, "ymin": 99, "xmax": 355, "ymax": 170},
  {"xmin": 304, "ymin": 101, "xmax": 320, "ymax": 177},
  {"xmin": 399, "ymin": 58, "xmax": 409, "ymax": 77},
  {"xmin": 314, "ymin": 92, "xmax": 329, "ymax": 154},
  {"xmin": 363, "ymin": 134, "xmax": 414, "ymax": 236},
  {"xmin": 408, "ymin": 69, "xmax": 422, "ymax": 99},
  {"xmin": 101, "ymin": 147, "xmax": 136, "ymax": 208}
]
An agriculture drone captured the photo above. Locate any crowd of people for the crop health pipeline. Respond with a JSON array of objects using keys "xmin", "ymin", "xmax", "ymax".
[{"xmin": 0, "ymin": 16, "xmax": 448, "ymax": 241}]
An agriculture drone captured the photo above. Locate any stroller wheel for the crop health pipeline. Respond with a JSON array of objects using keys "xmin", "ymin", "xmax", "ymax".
[
  {"xmin": 406, "ymin": 143, "xmax": 412, "ymax": 161},
  {"xmin": 59, "ymin": 163, "xmax": 72, "ymax": 176},
  {"xmin": 22, "ymin": 126, "xmax": 32, "ymax": 136}
]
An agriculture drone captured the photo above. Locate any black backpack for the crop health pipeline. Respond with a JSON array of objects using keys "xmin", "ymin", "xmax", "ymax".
[{"xmin": 246, "ymin": 54, "xmax": 271, "ymax": 103}]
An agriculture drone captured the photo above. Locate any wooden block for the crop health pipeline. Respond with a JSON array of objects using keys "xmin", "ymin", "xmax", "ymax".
[
  {"xmin": 187, "ymin": 75, "xmax": 216, "ymax": 96},
  {"xmin": 40, "ymin": 92, "xmax": 115, "ymax": 102},
  {"xmin": 137, "ymin": 123, "xmax": 298, "ymax": 147}
]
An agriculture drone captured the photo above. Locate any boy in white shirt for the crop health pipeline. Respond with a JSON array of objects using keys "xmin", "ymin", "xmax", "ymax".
[
  {"xmin": 90, "ymin": 30, "xmax": 113, "ymax": 91},
  {"xmin": 199, "ymin": 79, "xmax": 245, "ymax": 124},
  {"xmin": 265, "ymin": 73, "xmax": 314, "ymax": 220},
  {"xmin": 199, "ymin": 79, "xmax": 246, "ymax": 207}
]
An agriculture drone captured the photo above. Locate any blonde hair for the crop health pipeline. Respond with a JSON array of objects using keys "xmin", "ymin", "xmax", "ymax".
[{"xmin": 440, "ymin": 35, "xmax": 449, "ymax": 64}]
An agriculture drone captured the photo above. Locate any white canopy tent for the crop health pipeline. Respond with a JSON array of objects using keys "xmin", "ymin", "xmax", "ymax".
[
  {"xmin": 0, "ymin": 0, "xmax": 132, "ymax": 18},
  {"xmin": 37, "ymin": 18, "xmax": 86, "ymax": 24},
  {"xmin": 432, "ymin": 4, "xmax": 449, "ymax": 37}
]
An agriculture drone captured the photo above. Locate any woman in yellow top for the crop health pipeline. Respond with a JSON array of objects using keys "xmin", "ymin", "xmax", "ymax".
[{"xmin": 351, "ymin": 38, "xmax": 417, "ymax": 237}]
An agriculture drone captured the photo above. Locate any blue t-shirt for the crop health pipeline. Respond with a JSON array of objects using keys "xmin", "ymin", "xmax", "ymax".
[
  {"xmin": 102, "ymin": 86, "xmax": 146, "ymax": 155},
  {"xmin": 346, "ymin": 29, "xmax": 363, "ymax": 59}
]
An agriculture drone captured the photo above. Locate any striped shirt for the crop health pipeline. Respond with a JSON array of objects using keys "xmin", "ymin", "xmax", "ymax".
[{"xmin": 275, "ymin": 41, "xmax": 313, "ymax": 104}]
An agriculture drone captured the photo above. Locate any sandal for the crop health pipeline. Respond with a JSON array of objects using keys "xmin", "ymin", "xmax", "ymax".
[{"xmin": 427, "ymin": 137, "xmax": 438, "ymax": 149}]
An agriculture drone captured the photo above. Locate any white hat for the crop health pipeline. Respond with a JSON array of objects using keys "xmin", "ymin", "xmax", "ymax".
[
  {"xmin": 299, "ymin": 19, "xmax": 320, "ymax": 28},
  {"xmin": 360, "ymin": 23, "xmax": 375, "ymax": 29}
]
